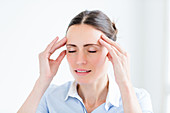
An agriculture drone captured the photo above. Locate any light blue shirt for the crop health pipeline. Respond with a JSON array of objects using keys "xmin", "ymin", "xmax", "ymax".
[{"xmin": 36, "ymin": 76, "xmax": 153, "ymax": 113}]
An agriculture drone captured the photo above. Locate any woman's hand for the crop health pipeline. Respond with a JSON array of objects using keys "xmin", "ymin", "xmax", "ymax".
[
  {"xmin": 99, "ymin": 35, "xmax": 130, "ymax": 85},
  {"xmin": 38, "ymin": 36, "xmax": 67, "ymax": 84},
  {"xmin": 17, "ymin": 37, "xmax": 67, "ymax": 113},
  {"xmin": 99, "ymin": 35, "xmax": 143, "ymax": 113}
]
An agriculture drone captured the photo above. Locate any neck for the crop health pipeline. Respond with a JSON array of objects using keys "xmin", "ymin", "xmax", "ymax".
[{"xmin": 77, "ymin": 74, "xmax": 109, "ymax": 107}]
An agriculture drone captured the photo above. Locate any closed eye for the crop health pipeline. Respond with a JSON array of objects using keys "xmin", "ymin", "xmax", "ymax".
[
  {"xmin": 67, "ymin": 50, "xmax": 97, "ymax": 53},
  {"xmin": 88, "ymin": 51, "xmax": 97, "ymax": 53},
  {"xmin": 68, "ymin": 51, "xmax": 76, "ymax": 53}
]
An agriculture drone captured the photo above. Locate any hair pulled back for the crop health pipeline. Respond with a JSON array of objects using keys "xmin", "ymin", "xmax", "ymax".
[{"xmin": 66, "ymin": 10, "xmax": 117, "ymax": 41}]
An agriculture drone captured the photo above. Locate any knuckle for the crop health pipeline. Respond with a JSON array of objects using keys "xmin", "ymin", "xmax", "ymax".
[
  {"xmin": 122, "ymin": 55, "xmax": 126, "ymax": 61},
  {"xmin": 124, "ymin": 51, "xmax": 129, "ymax": 57},
  {"xmin": 47, "ymin": 44, "xmax": 51, "ymax": 48},
  {"xmin": 124, "ymin": 51, "xmax": 127, "ymax": 56},
  {"xmin": 39, "ymin": 52, "xmax": 47, "ymax": 58},
  {"xmin": 127, "ymin": 53, "xmax": 130, "ymax": 57}
]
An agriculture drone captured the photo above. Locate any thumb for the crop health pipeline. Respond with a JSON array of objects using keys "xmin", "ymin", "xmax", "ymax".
[
  {"xmin": 54, "ymin": 50, "xmax": 66, "ymax": 65},
  {"xmin": 107, "ymin": 52, "xmax": 112, "ymax": 61}
]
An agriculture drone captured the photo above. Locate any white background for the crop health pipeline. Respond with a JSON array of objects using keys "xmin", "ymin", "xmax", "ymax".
[{"xmin": 0, "ymin": 0, "xmax": 169, "ymax": 113}]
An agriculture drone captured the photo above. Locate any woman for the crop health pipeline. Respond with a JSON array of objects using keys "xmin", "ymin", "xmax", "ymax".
[{"xmin": 17, "ymin": 10, "xmax": 153, "ymax": 113}]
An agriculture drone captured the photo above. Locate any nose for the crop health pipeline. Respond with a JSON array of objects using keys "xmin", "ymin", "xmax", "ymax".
[{"xmin": 76, "ymin": 51, "xmax": 87, "ymax": 65}]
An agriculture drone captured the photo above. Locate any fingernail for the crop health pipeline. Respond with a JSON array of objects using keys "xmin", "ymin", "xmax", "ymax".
[
  {"xmin": 99, "ymin": 39, "xmax": 103, "ymax": 42},
  {"xmin": 99, "ymin": 39, "xmax": 104, "ymax": 44},
  {"xmin": 102, "ymin": 34, "xmax": 106, "ymax": 38},
  {"xmin": 55, "ymin": 36, "xmax": 59, "ymax": 40}
]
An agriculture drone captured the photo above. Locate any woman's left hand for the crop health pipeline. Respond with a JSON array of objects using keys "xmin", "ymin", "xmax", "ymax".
[
  {"xmin": 99, "ymin": 35, "xmax": 144, "ymax": 113},
  {"xmin": 99, "ymin": 34, "xmax": 131, "ymax": 85}
]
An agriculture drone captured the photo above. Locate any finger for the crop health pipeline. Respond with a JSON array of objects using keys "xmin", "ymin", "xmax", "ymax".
[
  {"xmin": 111, "ymin": 45, "xmax": 122, "ymax": 57},
  {"xmin": 55, "ymin": 50, "xmax": 66, "ymax": 65},
  {"xmin": 126, "ymin": 53, "xmax": 131, "ymax": 80},
  {"xmin": 107, "ymin": 52, "xmax": 120, "ymax": 66},
  {"xmin": 99, "ymin": 38, "xmax": 118, "ymax": 62},
  {"xmin": 50, "ymin": 37, "xmax": 67, "ymax": 54},
  {"xmin": 107, "ymin": 52, "xmax": 113, "ymax": 61},
  {"xmin": 44, "ymin": 36, "xmax": 59, "ymax": 53},
  {"xmin": 101, "ymin": 34, "xmax": 126, "ymax": 55},
  {"xmin": 99, "ymin": 38, "xmax": 122, "ymax": 57}
]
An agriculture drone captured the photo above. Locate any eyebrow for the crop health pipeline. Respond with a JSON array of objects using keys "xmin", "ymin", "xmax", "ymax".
[{"xmin": 66, "ymin": 44, "xmax": 101, "ymax": 47}]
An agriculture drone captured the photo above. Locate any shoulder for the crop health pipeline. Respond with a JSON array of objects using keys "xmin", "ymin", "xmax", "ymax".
[
  {"xmin": 44, "ymin": 81, "xmax": 73, "ymax": 98},
  {"xmin": 118, "ymin": 87, "xmax": 152, "ymax": 104},
  {"xmin": 36, "ymin": 81, "xmax": 74, "ymax": 112},
  {"xmin": 134, "ymin": 87, "xmax": 151, "ymax": 101},
  {"xmin": 133, "ymin": 87, "xmax": 153, "ymax": 112}
]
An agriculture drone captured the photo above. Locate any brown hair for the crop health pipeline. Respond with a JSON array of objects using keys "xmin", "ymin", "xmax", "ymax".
[{"xmin": 66, "ymin": 10, "xmax": 118, "ymax": 41}]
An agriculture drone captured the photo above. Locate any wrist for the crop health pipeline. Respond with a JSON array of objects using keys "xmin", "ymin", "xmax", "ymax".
[
  {"xmin": 37, "ymin": 76, "xmax": 53, "ymax": 87},
  {"xmin": 117, "ymin": 79, "xmax": 133, "ymax": 89}
]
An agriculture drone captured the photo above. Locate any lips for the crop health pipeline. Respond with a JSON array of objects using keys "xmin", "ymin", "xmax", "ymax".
[
  {"xmin": 74, "ymin": 69, "xmax": 91, "ymax": 76},
  {"xmin": 75, "ymin": 69, "xmax": 91, "ymax": 72}
]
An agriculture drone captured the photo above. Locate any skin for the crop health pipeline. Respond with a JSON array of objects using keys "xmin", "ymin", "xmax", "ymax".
[
  {"xmin": 17, "ymin": 37, "xmax": 67, "ymax": 113},
  {"xmin": 66, "ymin": 24, "xmax": 109, "ymax": 84},
  {"xmin": 99, "ymin": 30, "xmax": 143, "ymax": 113},
  {"xmin": 17, "ymin": 24, "xmax": 143, "ymax": 113},
  {"xmin": 66, "ymin": 24, "xmax": 110, "ymax": 112}
]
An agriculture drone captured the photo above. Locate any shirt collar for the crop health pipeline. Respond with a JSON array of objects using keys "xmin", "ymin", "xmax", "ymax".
[
  {"xmin": 64, "ymin": 81, "xmax": 83, "ymax": 103},
  {"xmin": 105, "ymin": 75, "xmax": 121, "ymax": 110},
  {"xmin": 64, "ymin": 75, "xmax": 121, "ymax": 111}
]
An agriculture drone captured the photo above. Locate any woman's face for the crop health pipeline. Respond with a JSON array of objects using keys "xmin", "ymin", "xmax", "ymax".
[{"xmin": 66, "ymin": 24, "xmax": 109, "ymax": 84}]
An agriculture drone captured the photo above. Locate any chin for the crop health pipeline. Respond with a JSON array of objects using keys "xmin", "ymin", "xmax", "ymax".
[
  {"xmin": 71, "ymin": 70, "xmax": 94, "ymax": 84},
  {"xmin": 74, "ymin": 78, "xmax": 94, "ymax": 85}
]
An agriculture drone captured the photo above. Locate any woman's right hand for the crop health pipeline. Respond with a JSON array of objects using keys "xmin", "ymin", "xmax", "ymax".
[
  {"xmin": 38, "ymin": 36, "xmax": 67, "ymax": 84},
  {"xmin": 17, "ymin": 37, "xmax": 67, "ymax": 113}
]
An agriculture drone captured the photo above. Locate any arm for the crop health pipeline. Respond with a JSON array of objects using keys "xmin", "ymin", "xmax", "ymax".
[
  {"xmin": 17, "ymin": 36, "xmax": 67, "ymax": 113},
  {"xmin": 99, "ymin": 34, "xmax": 143, "ymax": 113},
  {"xmin": 118, "ymin": 80, "xmax": 143, "ymax": 113},
  {"xmin": 17, "ymin": 78, "xmax": 50, "ymax": 113}
]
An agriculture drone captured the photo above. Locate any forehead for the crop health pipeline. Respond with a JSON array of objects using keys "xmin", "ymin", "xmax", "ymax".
[{"xmin": 66, "ymin": 24, "xmax": 104, "ymax": 45}]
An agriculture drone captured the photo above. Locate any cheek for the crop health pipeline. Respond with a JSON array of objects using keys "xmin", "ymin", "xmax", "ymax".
[
  {"xmin": 89, "ymin": 52, "xmax": 108, "ymax": 66},
  {"xmin": 90, "ymin": 54, "xmax": 109, "ymax": 77},
  {"xmin": 66, "ymin": 54, "xmax": 75, "ymax": 67}
]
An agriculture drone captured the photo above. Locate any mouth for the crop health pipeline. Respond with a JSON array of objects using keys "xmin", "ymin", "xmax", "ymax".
[{"xmin": 74, "ymin": 69, "xmax": 91, "ymax": 76}]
